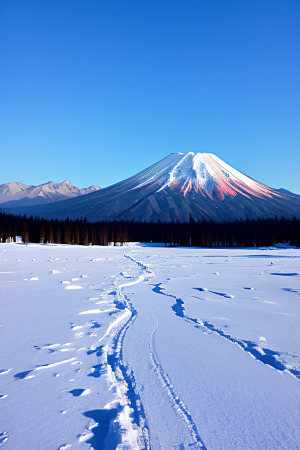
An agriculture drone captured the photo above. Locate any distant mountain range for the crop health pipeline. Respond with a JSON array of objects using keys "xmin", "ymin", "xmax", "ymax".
[
  {"xmin": 0, "ymin": 181, "xmax": 100, "ymax": 208},
  {"xmin": 1, "ymin": 153, "xmax": 300, "ymax": 222}
]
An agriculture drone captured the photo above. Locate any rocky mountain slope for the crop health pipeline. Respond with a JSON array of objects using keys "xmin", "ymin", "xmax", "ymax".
[
  {"xmin": 0, "ymin": 181, "xmax": 100, "ymax": 208},
  {"xmin": 2, "ymin": 153, "xmax": 299, "ymax": 222}
]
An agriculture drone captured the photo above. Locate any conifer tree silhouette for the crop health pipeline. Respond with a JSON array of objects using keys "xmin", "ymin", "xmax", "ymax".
[{"xmin": 22, "ymin": 217, "xmax": 29, "ymax": 244}]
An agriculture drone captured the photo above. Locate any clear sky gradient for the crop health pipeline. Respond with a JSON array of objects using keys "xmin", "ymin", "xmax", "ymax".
[{"xmin": 1, "ymin": 0, "xmax": 299, "ymax": 193}]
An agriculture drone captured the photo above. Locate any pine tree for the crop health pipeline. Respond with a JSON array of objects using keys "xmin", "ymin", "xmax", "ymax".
[
  {"xmin": 40, "ymin": 226, "xmax": 45, "ymax": 244},
  {"xmin": 83, "ymin": 218, "xmax": 89, "ymax": 245},
  {"xmin": 48, "ymin": 222, "xmax": 54, "ymax": 243},
  {"xmin": 23, "ymin": 219, "xmax": 29, "ymax": 244},
  {"xmin": 56, "ymin": 225, "xmax": 61, "ymax": 244},
  {"xmin": 64, "ymin": 218, "xmax": 71, "ymax": 244}
]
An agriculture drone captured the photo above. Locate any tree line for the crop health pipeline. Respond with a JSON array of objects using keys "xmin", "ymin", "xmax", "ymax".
[{"xmin": 0, "ymin": 211, "xmax": 299, "ymax": 247}]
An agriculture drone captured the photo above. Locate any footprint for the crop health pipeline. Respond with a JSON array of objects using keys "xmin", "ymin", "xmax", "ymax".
[
  {"xmin": 87, "ymin": 331, "xmax": 97, "ymax": 337},
  {"xmin": 0, "ymin": 395, "xmax": 8, "ymax": 399},
  {"xmin": 87, "ymin": 364, "xmax": 103, "ymax": 378},
  {"xmin": 0, "ymin": 432, "xmax": 9, "ymax": 445},
  {"xmin": 70, "ymin": 324, "xmax": 84, "ymax": 331},
  {"xmin": 69, "ymin": 388, "xmax": 90, "ymax": 397},
  {"xmin": 87, "ymin": 345, "xmax": 103, "ymax": 357},
  {"xmin": 90, "ymin": 321, "xmax": 101, "ymax": 329},
  {"xmin": 36, "ymin": 343, "xmax": 58, "ymax": 352},
  {"xmin": 44, "ymin": 343, "xmax": 60, "ymax": 352},
  {"xmin": 14, "ymin": 370, "xmax": 34, "ymax": 380},
  {"xmin": 57, "ymin": 444, "xmax": 71, "ymax": 449},
  {"xmin": 0, "ymin": 369, "xmax": 11, "ymax": 375}
]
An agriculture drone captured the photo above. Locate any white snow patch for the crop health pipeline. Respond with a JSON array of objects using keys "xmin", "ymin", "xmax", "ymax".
[
  {"xmin": 79, "ymin": 309, "xmax": 108, "ymax": 315},
  {"xmin": 65, "ymin": 285, "xmax": 83, "ymax": 290},
  {"xmin": 35, "ymin": 358, "xmax": 76, "ymax": 370},
  {"xmin": 0, "ymin": 271, "xmax": 17, "ymax": 274},
  {"xmin": 80, "ymin": 388, "xmax": 90, "ymax": 396},
  {"xmin": 78, "ymin": 431, "xmax": 93, "ymax": 443}
]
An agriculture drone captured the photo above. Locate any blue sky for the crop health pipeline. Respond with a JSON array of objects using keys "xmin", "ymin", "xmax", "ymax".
[{"xmin": 1, "ymin": 0, "xmax": 299, "ymax": 193}]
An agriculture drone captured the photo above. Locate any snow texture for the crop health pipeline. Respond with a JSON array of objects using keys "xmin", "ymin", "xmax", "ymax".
[{"xmin": 0, "ymin": 242, "xmax": 300, "ymax": 449}]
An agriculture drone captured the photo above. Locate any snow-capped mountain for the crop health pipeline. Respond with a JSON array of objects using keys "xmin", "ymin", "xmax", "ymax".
[
  {"xmin": 2, "ymin": 153, "xmax": 300, "ymax": 222},
  {"xmin": 0, "ymin": 181, "xmax": 100, "ymax": 208}
]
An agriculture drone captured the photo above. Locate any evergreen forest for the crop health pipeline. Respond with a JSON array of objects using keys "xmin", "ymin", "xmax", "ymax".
[{"xmin": 0, "ymin": 211, "xmax": 299, "ymax": 247}]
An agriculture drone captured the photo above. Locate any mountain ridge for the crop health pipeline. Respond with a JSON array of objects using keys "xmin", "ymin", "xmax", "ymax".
[
  {"xmin": 0, "ymin": 180, "xmax": 101, "ymax": 208},
  {"xmin": 2, "ymin": 153, "xmax": 299, "ymax": 223}
]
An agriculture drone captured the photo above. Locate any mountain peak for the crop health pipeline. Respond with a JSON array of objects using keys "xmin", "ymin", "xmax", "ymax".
[
  {"xmin": 2, "ymin": 153, "xmax": 299, "ymax": 223},
  {"xmin": 133, "ymin": 152, "xmax": 283, "ymax": 201}
]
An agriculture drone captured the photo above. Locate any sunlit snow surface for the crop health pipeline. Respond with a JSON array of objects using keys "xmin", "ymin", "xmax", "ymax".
[{"xmin": 0, "ymin": 243, "xmax": 300, "ymax": 450}]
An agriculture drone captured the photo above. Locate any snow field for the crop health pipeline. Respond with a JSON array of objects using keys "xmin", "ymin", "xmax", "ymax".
[{"xmin": 0, "ymin": 243, "xmax": 299, "ymax": 449}]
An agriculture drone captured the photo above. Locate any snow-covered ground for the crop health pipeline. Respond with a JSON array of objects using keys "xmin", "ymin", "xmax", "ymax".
[{"xmin": 0, "ymin": 243, "xmax": 299, "ymax": 450}]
